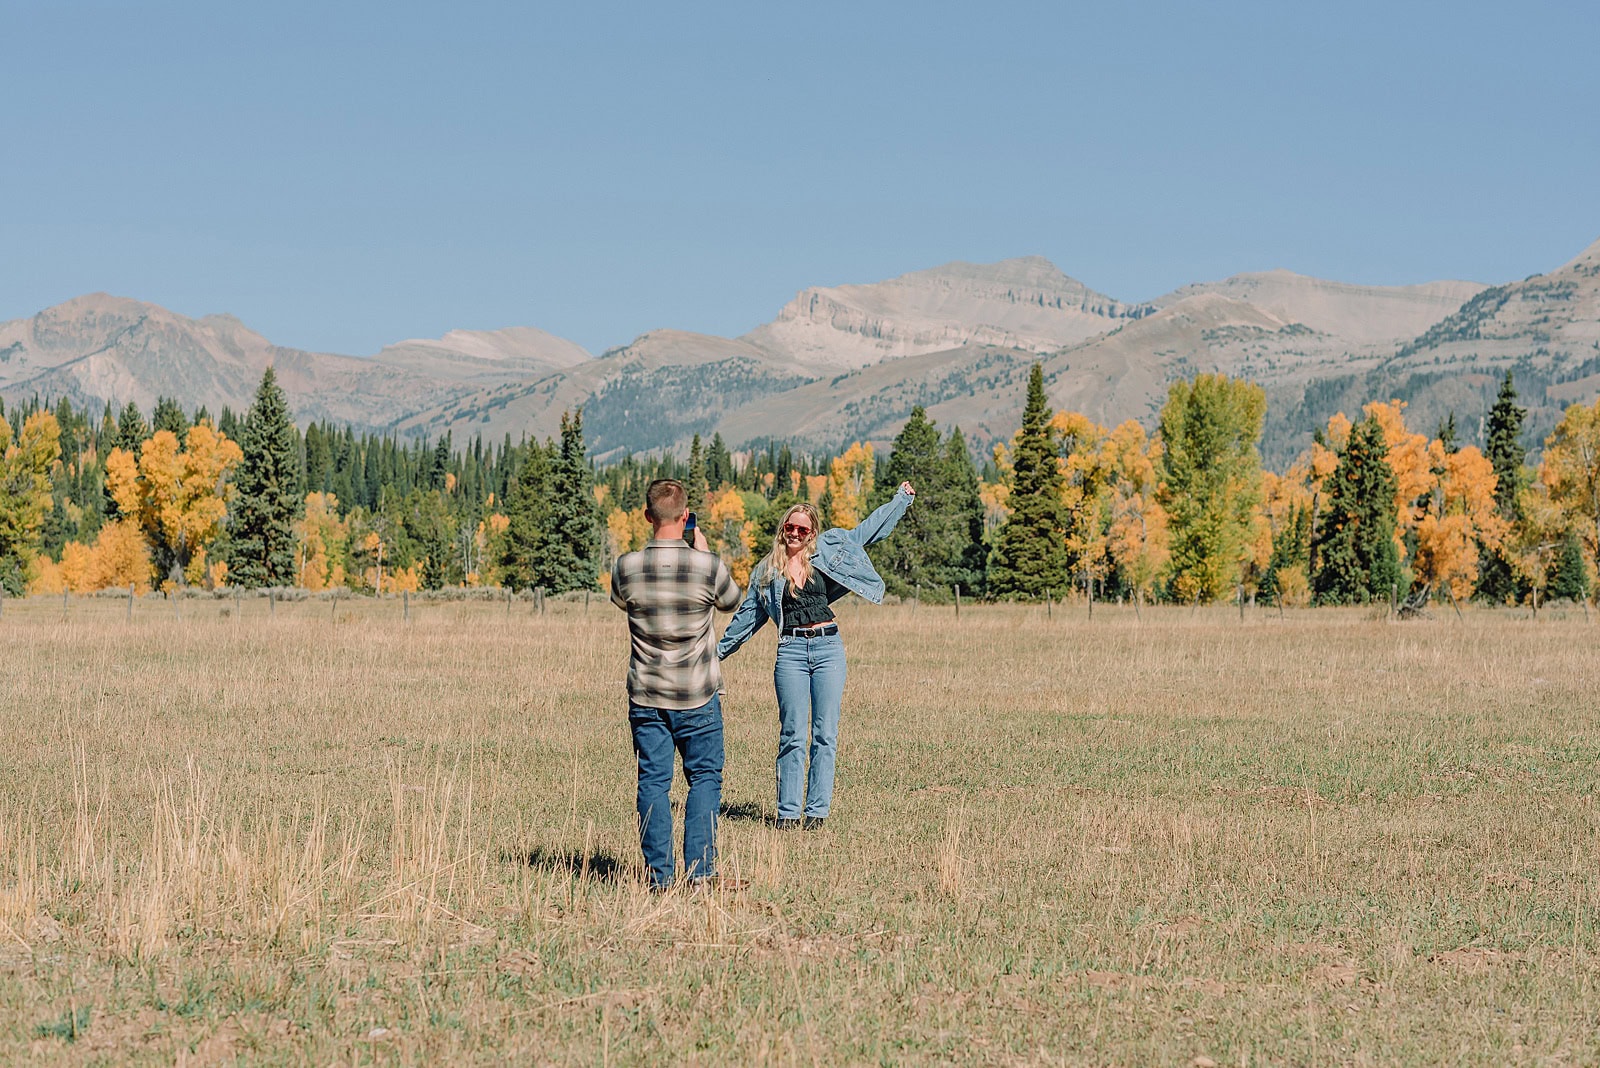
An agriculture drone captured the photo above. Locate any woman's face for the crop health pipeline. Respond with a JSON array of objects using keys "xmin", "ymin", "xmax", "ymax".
[{"xmin": 780, "ymin": 510, "xmax": 815, "ymax": 553}]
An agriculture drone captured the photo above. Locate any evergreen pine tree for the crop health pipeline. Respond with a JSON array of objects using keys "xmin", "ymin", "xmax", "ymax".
[
  {"xmin": 229, "ymin": 367, "xmax": 303, "ymax": 588},
  {"xmin": 867, "ymin": 408, "xmax": 987, "ymax": 598},
  {"xmin": 115, "ymin": 401, "xmax": 149, "ymax": 452},
  {"xmin": 545, "ymin": 411, "xmax": 602, "ymax": 592},
  {"xmin": 1311, "ymin": 415, "xmax": 1401, "ymax": 604},
  {"xmin": 870, "ymin": 407, "xmax": 944, "ymax": 596},
  {"xmin": 706, "ymin": 432, "xmax": 734, "ymax": 489},
  {"xmin": 151, "ymin": 396, "xmax": 190, "ymax": 438},
  {"xmin": 941, "ymin": 427, "xmax": 988, "ymax": 594},
  {"xmin": 428, "ymin": 434, "xmax": 451, "ymax": 490},
  {"xmin": 686, "ymin": 434, "xmax": 706, "ymax": 516},
  {"xmin": 987, "ymin": 364, "xmax": 1068, "ymax": 599},
  {"xmin": 1477, "ymin": 370, "xmax": 1529, "ymax": 602},
  {"xmin": 1547, "ymin": 529, "xmax": 1592, "ymax": 603},
  {"xmin": 1437, "ymin": 412, "xmax": 1459, "ymax": 454},
  {"xmin": 501, "ymin": 443, "xmax": 552, "ymax": 591}
]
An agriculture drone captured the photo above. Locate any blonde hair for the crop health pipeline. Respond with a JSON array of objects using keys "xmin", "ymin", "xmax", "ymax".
[{"xmin": 761, "ymin": 502, "xmax": 821, "ymax": 592}]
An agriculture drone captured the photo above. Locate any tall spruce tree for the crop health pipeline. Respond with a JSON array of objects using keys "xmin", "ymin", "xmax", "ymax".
[
  {"xmin": 1156, "ymin": 374, "xmax": 1266, "ymax": 602},
  {"xmin": 686, "ymin": 434, "xmax": 706, "ymax": 516},
  {"xmin": 500, "ymin": 443, "xmax": 552, "ymax": 591},
  {"xmin": 1477, "ymin": 370, "xmax": 1528, "ymax": 602},
  {"xmin": 545, "ymin": 410, "xmax": 602, "ymax": 593},
  {"xmin": 151, "ymin": 396, "xmax": 190, "ymax": 438},
  {"xmin": 987, "ymin": 364, "xmax": 1068, "ymax": 599},
  {"xmin": 1547, "ymin": 529, "xmax": 1591, "ymax": 603},
  {"xmin": 706, "ymin": 432, "xmax": 734, "ymax": 489},
  {"xmin": 229, "ymin": 367, "xmax": 303, "ymax": 587},
  {"xmin": 1311, "ymin": 415, "xmax": 1401, "ymax": 604},
  {"xmin": 941, "ymin": 427, "xmax": 989, "ymax": 594},
  {"xmin": 870, "ymin": 407, "xmax": 945, "ymax": 596},
  {"xmin": 114, "ymin": 401, "xmax": 149, "ymax": 452},
  {"xmin": 868, "ymin": 407, "xmax": 987, "ymax": 598}
]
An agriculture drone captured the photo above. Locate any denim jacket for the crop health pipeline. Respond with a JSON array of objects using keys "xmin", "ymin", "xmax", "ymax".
[{"xmin": 717, "ymin": 487, "xmax": 913, "ymax": 660}]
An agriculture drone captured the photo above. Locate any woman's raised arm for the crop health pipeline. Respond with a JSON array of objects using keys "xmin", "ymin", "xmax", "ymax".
[{"xmin": 839, "ymin": 483, "xmax": 915, "ymax": 548}]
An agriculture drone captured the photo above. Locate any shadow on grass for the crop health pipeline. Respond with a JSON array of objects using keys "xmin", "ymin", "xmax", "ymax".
[
  {"xmin": 719, "ymin": 801, "xmax": 773, "ymax": 825},
  {"xmin": 510, "ymin": 846, "xmax": 628, "ymax": 883}
]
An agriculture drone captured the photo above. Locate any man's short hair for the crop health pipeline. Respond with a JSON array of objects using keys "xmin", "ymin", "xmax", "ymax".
[{"xmin": 645, "ymin": 479, "xmax": 688, "ymax": 522}]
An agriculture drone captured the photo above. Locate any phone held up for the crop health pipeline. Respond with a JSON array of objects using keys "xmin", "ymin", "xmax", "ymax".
[{"xmin": 683, "ymin": 511, "xmax": 697, "ymax": 546}]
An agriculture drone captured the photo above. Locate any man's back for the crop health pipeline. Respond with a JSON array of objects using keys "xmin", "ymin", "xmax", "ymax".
[{"xmin": 611, "ymin": 540, "xmax": 741, "ymax": 711}]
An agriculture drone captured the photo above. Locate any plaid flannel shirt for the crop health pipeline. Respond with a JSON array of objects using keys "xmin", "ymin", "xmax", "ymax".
[{"xmin": 611, "ymin": 540, "xmax": 742, "ymax": 710}]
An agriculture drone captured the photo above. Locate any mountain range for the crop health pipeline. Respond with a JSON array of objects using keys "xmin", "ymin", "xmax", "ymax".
[{"xmin": 4, "ymin": 237, "xmax": 1597, "ymax": 467}]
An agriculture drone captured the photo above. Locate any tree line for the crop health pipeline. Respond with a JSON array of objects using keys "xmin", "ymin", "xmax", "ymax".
[
  {"xmin": 980, "ymin": 365, "xmax": 1596, "ymax": 610},
  {"xmin": 0, "ymin": 364, "xmax": 1595, "ymax": 610}
]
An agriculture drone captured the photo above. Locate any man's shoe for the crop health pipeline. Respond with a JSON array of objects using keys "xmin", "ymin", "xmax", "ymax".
[
  {"xmin": 802, "ymin": 816, "xmax": 826, "ymax": 831},
  {"xmin": 776, "ymin": 818, "xmax": 801, "ymax": 830}
]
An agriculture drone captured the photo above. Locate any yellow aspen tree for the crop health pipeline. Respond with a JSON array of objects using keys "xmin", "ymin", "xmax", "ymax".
[
  {"xmin": 0, "ymin": 410, "xmax": 62, "ymax": 592},
  {"xmin": 59, "ymin": 540, "xmax": 95, "ymax": 592},
  {"xmin": 1541, "ymin": 398, "xmax": 1600, "ymax": 571},
  {"xmin": 978, "ymin": 440, "xmax": 1015, "ymax": 538},
  {"xmin": 105, "ymin": 424, "xmax": 242, "ymax": 588},
  {"xmin": 1052, "ymin": 412, "xmax": 1113, "ymax": 589},
  {"xmin": 1103, "ymin": 422, "xmax": 1170, "ymax": 606},
  {"xmin": 99, "ymin": 521, "xmax": 154, "ymax": 592},
  {"xmin": 1364, "ymin": 400, "xmax": 1436, "ymax": 539},
  {"xmin": 295, "ymin": 492, "xmax": 349, "ymax": 591},
  {"xmin": 706, "ymin": 487, "xmax": 755, "ymax": 584},
  {"xmin": 826, "ymin": 442, "xmax": 875, "ymax": 526}
]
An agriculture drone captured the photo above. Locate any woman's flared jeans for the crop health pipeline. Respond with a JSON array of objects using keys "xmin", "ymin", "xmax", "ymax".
[{"xmin": 772, "ymin": 633, "xmax": 847, "ymax": 820}]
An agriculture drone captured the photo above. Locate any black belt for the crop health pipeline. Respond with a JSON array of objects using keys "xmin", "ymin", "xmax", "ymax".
[{"xmin": 781, "ymin": 623, "xmax": 838, "ymax": 638}]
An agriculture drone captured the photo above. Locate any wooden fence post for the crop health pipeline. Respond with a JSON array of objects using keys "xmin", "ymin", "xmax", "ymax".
[
  {"xmin": 269, "ymin": 589, "xmax": 276, "ymax": 616},
  {"xmin": 403, "ymin": 589, "xmax": 410, "ymax": 622},
  {"xmin": 1046, "ymin": 589, "xmax": 1052, "ymax": 620},
  {"xmin": 128, "ymin": 584, "xmax": 135, "ymax": 622},
  {"xmin": 954, "ymin": 584, "xmax": 961, "ymax": 619}
]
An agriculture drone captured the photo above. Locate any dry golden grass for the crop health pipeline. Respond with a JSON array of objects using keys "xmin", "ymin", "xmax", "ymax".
[{"xmin": 0, "ymin": 592, "xmax": 1597, "ymax": 1064}]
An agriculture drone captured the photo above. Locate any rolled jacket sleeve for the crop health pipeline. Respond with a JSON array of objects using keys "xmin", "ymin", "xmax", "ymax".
[
  {"xmin": 841, "ymin": 487, "xmax": 914, "ymax": 548},
  {"xmin": 717, "ymin": 578, "xmax": 768, "ymax": 659}
]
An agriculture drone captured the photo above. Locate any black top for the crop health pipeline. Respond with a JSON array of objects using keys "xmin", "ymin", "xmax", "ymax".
[{"xmin": 781, "ymin": 568, "xmax": 846, "ymax": 627}]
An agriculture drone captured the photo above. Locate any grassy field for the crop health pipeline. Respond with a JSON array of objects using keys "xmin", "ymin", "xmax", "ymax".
[{"xmin": 0, "ymin": 592, "xmax": 1597, "ymax": 1065}]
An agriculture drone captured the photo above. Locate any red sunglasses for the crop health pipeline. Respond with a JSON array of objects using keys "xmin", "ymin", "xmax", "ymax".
[{"xmin": 781, "ymin": 522, "xmax": 814, "ymax": 537}]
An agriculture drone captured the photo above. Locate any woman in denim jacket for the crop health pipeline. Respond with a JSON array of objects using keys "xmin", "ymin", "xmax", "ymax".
[{"xmin": 717, "ymin": 482, "xmax": 915, "ymax": 829}]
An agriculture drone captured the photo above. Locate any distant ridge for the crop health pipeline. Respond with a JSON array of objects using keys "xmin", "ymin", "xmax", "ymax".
[{"xmin": 4, "ymin": 238, "xmax": 1597, "ymax": 466}]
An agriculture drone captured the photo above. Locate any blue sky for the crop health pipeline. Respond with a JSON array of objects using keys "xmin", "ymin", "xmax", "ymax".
[{"xmin": 4, "ymin": 0, "xmax": 1597, "ymax": 355}]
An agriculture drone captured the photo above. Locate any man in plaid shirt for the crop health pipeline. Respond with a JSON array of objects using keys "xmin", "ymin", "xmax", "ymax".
[{"xmin": 610, "ymin": 478, "xmax": 742, "ymax": 889}]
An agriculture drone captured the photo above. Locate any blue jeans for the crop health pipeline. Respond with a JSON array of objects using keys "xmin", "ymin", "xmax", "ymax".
[
  {"xmin": 629, "ymin": 695, "xmax": 724, "ymax": 888},
  {"xmin": 772, "ymin": 633, "xmax": 847, "ymax": 819}
]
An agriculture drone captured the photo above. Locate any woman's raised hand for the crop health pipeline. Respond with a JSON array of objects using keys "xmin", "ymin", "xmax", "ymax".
[{"xmin": 900, "ymin": 481, "xmax": 916, "ymax": 497}]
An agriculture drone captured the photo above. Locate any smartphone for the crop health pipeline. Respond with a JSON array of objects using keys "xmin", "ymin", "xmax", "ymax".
[{"xmin": 683, "ymin": 511, "xmax": 697, "ymax": 545}]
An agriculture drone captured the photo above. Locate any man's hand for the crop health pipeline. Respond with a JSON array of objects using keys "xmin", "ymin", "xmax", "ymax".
[
  {"xmin": 692, "ymin": 528, "xmax": 710, "ymax": 552},
  {"xmin": 900, "ymin": 481, "xmax": 916, "ymax": 497}
]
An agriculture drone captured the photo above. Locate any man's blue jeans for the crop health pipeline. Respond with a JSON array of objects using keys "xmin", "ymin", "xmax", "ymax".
[
  {"xmin": 629, "ymin": 694, "xmax": 724, "ymax": 888},
  {"xmin": 772, "ymin": 633, "xmax": 847, "ymax": 820}
]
